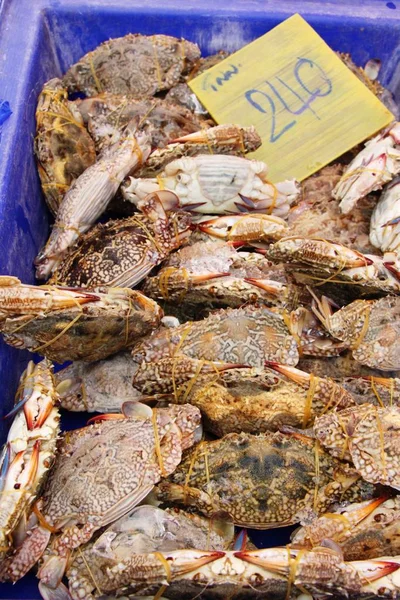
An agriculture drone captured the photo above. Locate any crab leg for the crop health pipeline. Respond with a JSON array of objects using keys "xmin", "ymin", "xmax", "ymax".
[
  {"xmin": 0, "ymin": 279, "xmax": 99, "ymax": 317},
  {"xmin": 349, "ymin": 559, "xmax": 400, "ymax": 582}
]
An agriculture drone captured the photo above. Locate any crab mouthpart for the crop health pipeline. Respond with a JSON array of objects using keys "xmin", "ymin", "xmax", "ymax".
[
  {"xmin": 350, "ymin": 560, "xmax": 400, "ymax": 583},
  {"xmin": 232, "ymin": 529, "xmax": 249, "ymax": 551}
]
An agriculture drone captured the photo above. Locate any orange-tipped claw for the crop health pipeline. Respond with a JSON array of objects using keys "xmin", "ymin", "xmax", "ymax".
[
  {"xmin": 191, "ymin": 272, "xmax": 230, "ymax": 284},
  {"xmin": 204, "ymin": 362, "xmax": 249, "ymax": 373},
  {"xmin": 265, "ymin": 362, "xmax": 310, "ymax": 386},
  {"xmin": 20, "ymin": 441, "xmax": 40, "ymax": 489},
  {"xmin": 170, "ymin": 130, "xmax": 209, "ymax": 144},
  {"xmin": 244, "ymin": 278, "xmax": 282, "ymax": 296},
  {"xmin": 86, "ymin": 413, "xmax": 126, "ymax": 425},
  {"xmin": 347, "ymin": 497, "xmax": 389, "ymax": 525},
  {"xmin": 384, "ymin": 262, "xmax": 400, "ymax": 281},
  {"xmin": 171, "ymin": 549, "xmax": 226, "ymax": 576},
  {"xmin": 350, "ymin": 559, "xmax": 400, "ymax": 583},
  {"xmin": 234, "ymin": 548, "xmax": 293, "ymax": 575}
]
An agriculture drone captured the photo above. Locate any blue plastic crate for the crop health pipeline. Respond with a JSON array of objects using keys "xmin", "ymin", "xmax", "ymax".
[{"xmin": 1, "ymin": 0, "xmax": 400, "ymax": 597}]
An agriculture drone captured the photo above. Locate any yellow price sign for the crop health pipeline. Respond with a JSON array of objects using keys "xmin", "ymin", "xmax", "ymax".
[{"xmin": 189, "ymin": 14, "xmax": 394, "ymax": 183}]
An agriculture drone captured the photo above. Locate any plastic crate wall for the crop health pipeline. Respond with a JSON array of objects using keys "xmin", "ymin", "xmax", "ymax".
[{"xmin": 1, "ymin": 1, "xmax": 400, "ymax": 597}]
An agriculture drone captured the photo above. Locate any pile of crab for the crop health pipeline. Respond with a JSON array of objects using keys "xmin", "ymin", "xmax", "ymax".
[{"xmin": 4, "ymin": 32, "xmax": 400, "ymax": 600}]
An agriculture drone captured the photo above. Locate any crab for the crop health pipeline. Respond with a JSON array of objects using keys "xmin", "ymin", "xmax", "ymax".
[
  {"xmin": 131, "ymin": 304, "xmax": 300, "ymax": 395},
  {"xmin": 141, "ymin": 241, "xmax": 310, "ymax": 314},
  {"xmin": 266, "ymin": 237, "xmax": 400, "ymax": 296},
  {"xmin": 1, "ymin": 403, "xmax": 202, "ymax": 595},
  {"xmin": 75, "ymin": 94, "xmax": 208, "ymax": 154},
  {"xmin": 34, "ymin": 78, "xmax": 96, "ymax": 216},
  {"xmin": 311, "ymin": 293, "xmax": 400, "ymax": 371},
  {"xmin": 312, "ymin": 403, "xmax": 400, "ymax": 489},
  {"xmin": 0, "ymin": 360, "xmax": 60, "ymax": 565},
  {"xmin": 49, "ymin": 191, "xmax": 193, "ymax": 289},
  {"xmin": 55, "ymin": 352, "xmax": 142, "ymax": 412},
  {"xmin": 332, "ymin": 121, "xmax": 400, "ymax": 214},
  {"xmin": 66, "ymin": 543, "xmax": 400, "ymax": 600},
  {"xmin": 135, "ymin": 123, "xmax": 262, "ymax": 178},
  {"xmin": 62, "ymin": 34, "xmax": 201, "ymax": 97},
  {"xmin": 157, "ymin": 430, "xmax": 378, "ymax": 529},
  {"xmin": 289, "ymin": 164, "xmax": 378, "ymax": 254},
  {"xmin": 35, "ymin": 122, "xmax": 151, "ymax": 280},
  {"xmin": 370, "ymin": 177, "xmax": 400, "ymax": 255},
  {"xmin": 154, "ymin": 362, "xmax": 355, "ymax": 437},
  {"xmin": 122, "ymin": 154, "xmax": 301, "ymax": 216},
  {"xmin": 292, "ymin": 496, "xmax": 400, "ymax": 561},
  {"xmin": 0, "ymin": 276, "xmax": 162, "ymax": 363}
]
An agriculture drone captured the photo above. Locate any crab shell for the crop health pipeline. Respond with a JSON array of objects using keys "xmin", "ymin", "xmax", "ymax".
[
  {"xmin": 131, "ymin": 305, "xmax": 300, "ymax": 395},
  {"xmin": 0, "ymin": 359, "xmax": 60, "ymax": 562},
  {"xmin": 170, "ymin": 364, "xmax": 355, "ymax": 437},
  {"xmin": 314, "ymin": 403, "xmax": 400, "ymax": 489},
  {"xmin": 55, "ymin": 352, "xmax": 141, "ymax": 412},
  {"xmin": 0, "ymin": 280, "xmax": 162, "ymax": 363},
  {"xmin": 49, "ymin": 208, "xmax": 192, "ymax": 289},
  {"xmin": 15, "ymin": 404, "xmax": 203, "ymax": 593},
  {"xmin": 122, "ymin": 154, "xmax": 300, "ymax": 216},
  {"xmin": 62, "ymin": 34, "xmax": 201, "ymax": 97},
  {"xmin": 292, "ymin": 496, "xmax": 400, "ymax": 561},
  {"xmin": 35, "ymin": 78, "xmax": 96, "ymax": 215},
  {"xmin": 157, "ymin": 431, "xmax": 377, "ymax": 529},
  {"xmin": 75, "ymin": 93, "xmax": 207, "ymax": 153},
  {"xmin": 318, "ymin": 296, "xmax": 400, "ymax": 371}
]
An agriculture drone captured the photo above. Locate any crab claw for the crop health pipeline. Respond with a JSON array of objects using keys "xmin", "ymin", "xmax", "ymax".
[
  {"xmin": 203, "ymin": 362, "xmax": 249, "ymax": 373},
  {"xmin": 86, "ymin": 413, "xmax": 126, "ymax": 425},
  {"xmin": 170, "ymin": 130, "xmax": 214, "ymax": 144},
  {"xmin": 265, "ymin": 362, "xmax": 311, "ymax": 386},
  {"xmin": 5, "ymin": 442, "xmax": 40, "ymax": 492},
  {"xmin": 163, "ymin": 549, "xmax": 225, "ymax": 576},
  {"xmin": 234, "ymin": 548, "xmax": 295, "ymax": 575},
  {"xmin": 349, "ymin": 559, "xmax": 400, "ymax": 583},
  {"xmin": 342, "ymin": 497, "xmax": 390, "ymax": 525},
  {"xmin": 383, "ymin": 261, "xmax": 400, "ymax": 281},
  {"xmin": 244, "ymin": 278, "xmax": 284, "ymax": 296},
  {"xmin": 191, "ymin": 272, "xmax": 231, "ymax": 284}
]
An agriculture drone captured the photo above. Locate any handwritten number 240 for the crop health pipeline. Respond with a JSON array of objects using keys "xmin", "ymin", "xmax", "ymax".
[{"xmin": 245, "ymin": 58, "xmax": 333, "ymax": 143}]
